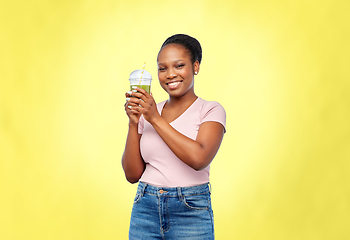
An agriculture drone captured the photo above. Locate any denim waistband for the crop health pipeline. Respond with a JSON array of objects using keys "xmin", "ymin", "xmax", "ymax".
[{"xmin": 137, "ymin": 181, "xmax": 211, "ymax": 198}]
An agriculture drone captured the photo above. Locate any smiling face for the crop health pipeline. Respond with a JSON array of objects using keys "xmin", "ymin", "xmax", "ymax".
[{"xmin": 157, "ymin": 44, "xmax": 199, "ymax": 99}]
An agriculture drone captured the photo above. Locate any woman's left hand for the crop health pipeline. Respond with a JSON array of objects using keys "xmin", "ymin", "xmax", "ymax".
[{"xmin": 126, "ymin": 87, "xmax": 161, "ymax": 123}]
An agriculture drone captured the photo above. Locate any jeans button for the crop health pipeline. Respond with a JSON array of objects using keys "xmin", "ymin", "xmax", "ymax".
[{"xmin": 159, "ymin": 189, "xmax": 164, "ymax": 194}]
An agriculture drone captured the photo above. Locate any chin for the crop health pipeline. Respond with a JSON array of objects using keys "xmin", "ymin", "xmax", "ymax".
[{"xmin": 169, "ymin": 91, "xmax": 188, "ymax": 98}]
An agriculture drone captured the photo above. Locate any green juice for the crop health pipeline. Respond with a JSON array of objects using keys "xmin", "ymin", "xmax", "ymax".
[{"xmin": 130, "ymin": 84, "xmax": 151, "ymax": 93}]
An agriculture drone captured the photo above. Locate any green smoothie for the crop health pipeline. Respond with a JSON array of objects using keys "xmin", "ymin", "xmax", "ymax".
[
  {"xmin": 130, "ymin": 84, "xmax": 151, "ymax": 93},
  {"xmin": 129, "ymin": 69, "xmax": 152, "ymax": 94}
]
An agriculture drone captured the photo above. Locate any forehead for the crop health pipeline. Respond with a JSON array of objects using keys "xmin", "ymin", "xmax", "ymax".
[{"xmin": 157, "ymin": 44, "xmax": 190, "ymax": 63}]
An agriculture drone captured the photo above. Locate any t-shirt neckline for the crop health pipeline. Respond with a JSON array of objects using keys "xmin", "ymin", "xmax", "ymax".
[{"xmin": 160, "ymin": 97, "xmax": 200, "ymax": 124}]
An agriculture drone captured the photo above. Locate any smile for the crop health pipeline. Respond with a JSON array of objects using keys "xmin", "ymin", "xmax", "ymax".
[{"xmin": 166, "ymin": 80, "xmax": 183, "ymax": 89}]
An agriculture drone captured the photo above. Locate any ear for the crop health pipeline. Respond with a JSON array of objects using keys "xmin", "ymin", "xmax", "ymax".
[{"xmin": 193, "ymin": 60, "xmax": 200, "ymax": 75}]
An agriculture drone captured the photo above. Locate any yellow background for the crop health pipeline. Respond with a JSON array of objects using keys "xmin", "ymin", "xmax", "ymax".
[{"xmin": 1, "ymin": 0, "xmax": 349, "ymax": 239}]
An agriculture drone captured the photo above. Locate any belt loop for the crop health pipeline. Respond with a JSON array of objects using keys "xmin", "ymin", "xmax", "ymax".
[
  {"xmin": 209, "ymin": 182, "xmax": 212, "ymax": 193},
  {"xmin": 177, "ymin": 187, "xmax": 183, "ymax": 201},
  {"xmin": 141, "ymin": 182, "xmax": 147, "ymax": 197}
]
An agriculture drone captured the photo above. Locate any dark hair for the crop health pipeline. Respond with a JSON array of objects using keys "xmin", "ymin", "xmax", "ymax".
[{"xmin": 160, "ymin": 34, "xmax": 202, "ymax": 64}]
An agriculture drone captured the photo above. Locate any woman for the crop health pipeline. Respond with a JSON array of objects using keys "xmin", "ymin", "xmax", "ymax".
[{"xmin": 122, "ymin": 34, "xmax": 226, "ymax": 239}]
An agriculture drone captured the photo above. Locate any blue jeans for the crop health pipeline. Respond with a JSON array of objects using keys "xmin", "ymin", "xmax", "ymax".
[{"xmin": 129, "ymin": 182, "xmax": 214, "ymax": 240}]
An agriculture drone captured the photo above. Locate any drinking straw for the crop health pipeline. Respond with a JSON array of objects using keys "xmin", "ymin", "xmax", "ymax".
[{"xmin": 139, "ymin": 62, "xmax": 146, "ymax": 84}]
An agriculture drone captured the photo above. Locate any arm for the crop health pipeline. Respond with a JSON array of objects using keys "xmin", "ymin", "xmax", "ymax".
[
  {"xmin": 121, "ymin": 93, "xmax": 145, "ymax": 183},
  {"xmin": 127, "ymin": 88, "xmax": 225, "ymax": 171},
  {"xmin": 121, "ymin": 123, "xmax": 145, "ymax": 183},
  {"xmin": 150, "ymin": 118, "xmax": 224, "ymax": 170}
]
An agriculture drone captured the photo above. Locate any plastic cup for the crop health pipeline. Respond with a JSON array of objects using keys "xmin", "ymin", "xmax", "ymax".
[{"xmin": 129, "ymin": 69, "xmax": 152, "ymax": 93}]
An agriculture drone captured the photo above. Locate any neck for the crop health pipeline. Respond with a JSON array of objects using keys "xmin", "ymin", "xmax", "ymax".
[{"xmin": 167, "ymin": 90, "xmax": 197, "ymax": 108}]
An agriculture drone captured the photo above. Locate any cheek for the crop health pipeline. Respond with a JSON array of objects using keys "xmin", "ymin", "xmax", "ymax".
[
  {"xmin": 158, "ymin": 79, "xmax": 168, "ymax": 91},
  {"xmin": 158, "ymin": 74, "xmax": 167, "ymax": 89},
  {"xmin": 183, "ymin": 68, "xmax": 193, "ymax": 79},
  {"xmin": 158, "ymin": 72, "xmax": 166, "ymax": 83}
]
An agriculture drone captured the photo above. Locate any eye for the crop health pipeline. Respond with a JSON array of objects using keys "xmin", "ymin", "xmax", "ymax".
[
  {"xmin": 176, "ymin": 64, "xmax": 185, "ymax": 68},
  {"xmin": 158, "ymin": 67, "xmax": 166, "ymax": 71}
]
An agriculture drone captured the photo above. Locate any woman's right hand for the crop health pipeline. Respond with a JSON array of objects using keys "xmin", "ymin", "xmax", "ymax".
[{"xmin": 124, "ymin": 91, "xmax": 141, "ymax": 124}]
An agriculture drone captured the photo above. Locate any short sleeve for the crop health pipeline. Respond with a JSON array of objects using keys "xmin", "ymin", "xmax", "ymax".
[
  {"xmin": 200, "ymin": 101, "xmax": 226, "ymax": 132},
  {"xmin": 138, "ymin": 115, "xmax": 144, "ymax": 134}
]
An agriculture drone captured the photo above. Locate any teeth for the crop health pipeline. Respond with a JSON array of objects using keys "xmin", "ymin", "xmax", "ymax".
[{"xmin": 168, "ymin": 82, "xmax": 180, "ymax": 87}]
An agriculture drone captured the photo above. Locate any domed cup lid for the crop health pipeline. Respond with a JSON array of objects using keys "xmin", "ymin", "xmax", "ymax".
[{"xmin": 129, "ymin": 69, "xmax": 152, "ymax": 80}]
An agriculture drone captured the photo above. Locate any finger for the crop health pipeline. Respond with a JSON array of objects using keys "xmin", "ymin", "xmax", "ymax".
[
  {"xmin": 131, "ymin": 87, "xmax": 151, "ymax": 99},
  {"xmin": 127, "ymin": 97, "xmax": 146, "ymax": 109},
  {"xmin": 126, "ymin": 90, "xmax": 144, "ymax": 101},
  {"xmin": 126, "ymin": 92, "xmax": 148, "ymax": 105},
  {"xmin": 127, "ymin": 105, "xmax": 142, "ymax": 113},
  {"xmin": 125, "ymin": 91, "xmax": 134, "ymax": 97},
  {"xmin": 126, "ymin": 90, "xmax": 138, "ymax": 97},
  {"xmin": 126, "ymin": 94, "xmax": 139, "ymax": 104},
  {"xmin": 126, "ymin": 101, "xmax": 140, "ymax": 108},
  {"xmin": 125, "ymin": 100, "xmax": 138, "ymax": 112}
]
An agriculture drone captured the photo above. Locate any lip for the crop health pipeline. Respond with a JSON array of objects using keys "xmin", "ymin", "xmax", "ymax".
[
  {"xmin": 166, "ymin": 80, "xmax": 183, "ymax": 90},
  {"xmin": 166, "ymin": 80, "xmax": 183, "ymax": 85}
]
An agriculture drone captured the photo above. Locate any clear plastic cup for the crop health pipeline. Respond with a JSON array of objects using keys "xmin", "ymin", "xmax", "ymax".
[{"xmin": 129, "ymin": 69, "xmax": 152, "ymax": 93}]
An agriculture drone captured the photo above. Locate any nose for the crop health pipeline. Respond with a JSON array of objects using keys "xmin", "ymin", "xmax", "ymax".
[{"xmin": 166, "ymin": 68, "xmax": 177, "ymax": 79}]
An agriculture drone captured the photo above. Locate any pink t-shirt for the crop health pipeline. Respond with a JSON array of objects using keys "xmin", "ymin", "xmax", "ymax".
[{"xmin": 138, "ymin": 97, "xmax": 226, "ymax": 187}]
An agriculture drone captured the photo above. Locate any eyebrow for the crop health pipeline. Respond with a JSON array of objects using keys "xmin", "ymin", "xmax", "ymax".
[{"xmin": 158, "ymin": 60, "xmax": 185, "ymax": 65}]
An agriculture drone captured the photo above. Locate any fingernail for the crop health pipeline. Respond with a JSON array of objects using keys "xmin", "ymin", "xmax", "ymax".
[
  {"xmin": 127, "ymin": 91, "xmax": 132, "ymax": 95},
  {"xmin": 127, "ymin": 106, "xmax": 132, "ymax": 109},
  {"xmin": 126, "ymin": 98, "xmax": 130, "ymax": 101},
  {"xmin": 132, "ymin": 90, "xmax": 138, "ymax": 92},
  {"xmin": 132, "ymin": 86, "xmax": 137, "ymax": 89}
]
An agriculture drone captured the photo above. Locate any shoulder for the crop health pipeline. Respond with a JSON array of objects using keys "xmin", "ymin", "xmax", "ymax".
[
  {"xmin": 197, "ymin": 97, "xmax": 226, "ymax": 131},
  {"xmin": 197, "ymin": 98, "xmax": 226, "ymax": 115}
]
